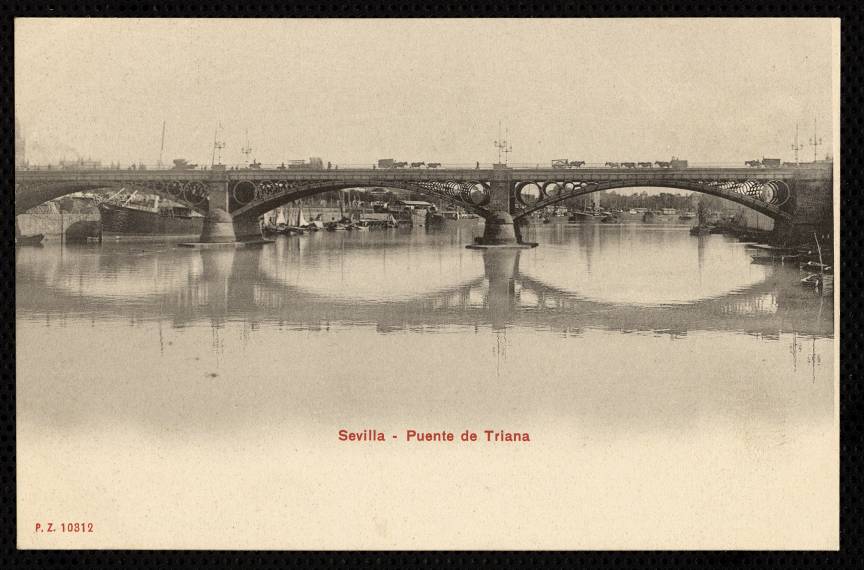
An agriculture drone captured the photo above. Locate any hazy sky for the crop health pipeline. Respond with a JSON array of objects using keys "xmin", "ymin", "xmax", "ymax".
[{"xmin": 15, "ymin": 18, "xmax": 836, "ymax": 167}]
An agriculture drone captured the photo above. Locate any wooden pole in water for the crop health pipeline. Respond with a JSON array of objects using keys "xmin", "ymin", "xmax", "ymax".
[
  {"xmin": 813, "ymin": 231, "xmax": 825, "ymax": 292},
  {"xmin": 813, "ymin": 232, "xmax": 824, "ymax": 271}
]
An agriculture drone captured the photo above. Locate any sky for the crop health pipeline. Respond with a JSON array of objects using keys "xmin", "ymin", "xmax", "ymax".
[{"xmin": 15, "ymin": 18, "xmax": 837, "ymax": 168}]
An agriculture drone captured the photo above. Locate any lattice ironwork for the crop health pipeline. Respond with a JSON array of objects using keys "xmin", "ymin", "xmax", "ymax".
[
  {"xmin": 121, "ymin": 179, "xmax": 211, "ymax": 210},
  {"xmin": 513, "ymin": 177, "xmax": 792, "ymax": 221},
  {"xmin": 229, "ymin": 179, "xmax": 492, "ymax": 220},
  {"xmin": 15, "ymin": 170, "xmax": 801, "ymax": 223},
  {"xmin": 413, "ymin": 181, "xmax": 490, "ymax": 208}
]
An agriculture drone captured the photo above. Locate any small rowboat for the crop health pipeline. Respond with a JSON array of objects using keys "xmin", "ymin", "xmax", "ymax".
[
  {"xmin": 15, "ymin": 233, "xmax": 44, "ymax": 246},
  {"xmin": 800, "ymin": 261, "xmax": 832, "ymax": 274},
  {"xmin": 751, "ymin": 254, "xmax": 800, "ymax": 265},
  {"xmin": 801, "ymin": 272, "xmax": 833, "ymax": 292}
]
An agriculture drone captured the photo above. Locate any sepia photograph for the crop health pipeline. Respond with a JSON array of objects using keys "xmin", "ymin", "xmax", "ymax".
[{"xmin": 14, "ymin": 18, "xmax": 838, "ymax": 549}]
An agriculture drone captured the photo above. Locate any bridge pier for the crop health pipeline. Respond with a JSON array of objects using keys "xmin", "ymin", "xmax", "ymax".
[
  {"xmin": 467, "ymin": 174, "xmax": 537, "ymax": 249},
  {"xmin": 199, "ymin": 184, "xmax": 237, "ymax": 242},
  {"xmin": 480, "ymin": 211, "xmax": 518, "ymax": 244},
  {"xmin": 772, "ymin": 220, "xmax": 833, "ymax": 246},
  {"xmin": 194, "ymin": 182, "xmax": 269, "ymax": 245},
  {"xmin": 467, "ymin": 210, "xmax": 538, "ymax": 249},
  {"xmin": 772, "ymin": 174, "xmax": 834, "ymax": 246}
]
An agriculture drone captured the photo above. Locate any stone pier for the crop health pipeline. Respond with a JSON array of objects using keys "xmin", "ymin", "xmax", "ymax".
[
  {"xmin": 467, "ymin": 167, "xmax": 537, "ymax": 249},
  {"xmin": 183, "ymin": 181, "xmax": 272, "ymax": 247}
]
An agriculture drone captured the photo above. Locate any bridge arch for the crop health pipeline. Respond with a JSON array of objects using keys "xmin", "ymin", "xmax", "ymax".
[
  {"xmin": 14, "ymin": 179, "xmax": 210, "ymax": 216},
  {"xmin": 511, "ymin": 179, "xmax": 792, "ymax": 221},
  {"xmin": 230, "ymin": 179, "xmax": 490, "ymax": 220}
]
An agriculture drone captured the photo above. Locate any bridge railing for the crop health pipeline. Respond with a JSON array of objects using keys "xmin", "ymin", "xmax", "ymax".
[{"xmin": 16, "ymin": 161, "xmax": 831, "ymax": 173}]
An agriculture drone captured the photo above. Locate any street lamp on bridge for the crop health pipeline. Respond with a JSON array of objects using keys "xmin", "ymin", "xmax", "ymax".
[{"xmin": 493, "ymin": 121, "xmax": 512, "ymax": 166}]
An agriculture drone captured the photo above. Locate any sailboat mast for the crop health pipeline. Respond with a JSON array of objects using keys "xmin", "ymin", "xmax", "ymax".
[
  {"xmin": 211, "ymin": 122, "xmax": 225, "ymax": 167},
  {"xmin": 809, "ymin": 116, "xmax": 823, "ymax": 163},
  {"xmin": 814, "ymin": 231, "xmax": 824, "ymax": 274},
  {"xmin": 211, "ymin": 126, "xmax": 218, "ymax": 167},
  {"xmin": 241, "ymin": 128, "xmax": 252, "ymax": 166},
  {"xmin": 497, "ymin": 121, "xmax": 502, "ymax": 164},
  {"xmin": 790, "ymin": 122, "xmax": 801, "ymax": 165},
  {"xmin": 158, "ymin": 121, "xmax": 166, "ymax": 168}
]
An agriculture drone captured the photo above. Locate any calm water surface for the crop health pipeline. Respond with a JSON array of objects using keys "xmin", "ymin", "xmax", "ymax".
[{"xmin": 16, "ymin": 222, "xmax": 836, "ymax": 549}]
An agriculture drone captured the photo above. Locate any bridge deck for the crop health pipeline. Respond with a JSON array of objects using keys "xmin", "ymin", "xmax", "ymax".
[{"xmin": 15, "ymin": 165, "xmax": 829, "ymax": 184}]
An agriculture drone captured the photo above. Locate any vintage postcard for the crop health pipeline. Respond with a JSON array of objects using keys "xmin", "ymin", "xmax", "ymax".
[{"xmin": 15, "ymin": 18, "xmax": 839, "ymax": 549}]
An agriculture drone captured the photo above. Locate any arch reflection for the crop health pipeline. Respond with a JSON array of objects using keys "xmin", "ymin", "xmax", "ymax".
[{"xmin": 15, "ymin": 238, "xmax": 834, "ymax": 338}]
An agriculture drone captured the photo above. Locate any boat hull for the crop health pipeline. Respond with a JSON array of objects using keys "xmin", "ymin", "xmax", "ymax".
[
  {"xmin": 99, "ymin": 203, "xmax": 204, "ymax": 239},
  {"xmin": 568, "ymin": 211, "xmax": 601, "ymax": 222},
  {"xmin": 15, "ymin": 233, "xmax": 45, "ymax": 246}
]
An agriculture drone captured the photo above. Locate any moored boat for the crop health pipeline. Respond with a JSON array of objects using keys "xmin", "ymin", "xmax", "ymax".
[
  {"xmin": 15, "ymin": 233, "xmax": 45, "ymax": 246},
  {"xmin": 751, "ymin": 254, "xmax": 800, "ymax": 265},
  {"xmin": 98, "ymin": 197, "xmax": 204, "ymax": 239},
  {"xmin": 801, "ymin": 272, "xmax": 833, "ymax": 292},
  {"xmin": 800, "ymin": 261, "xmax": 832, "ymax": 274},
  {"xmin": 689, "ymin": 202, "xmax": 712, "ymax": 236},
  {"xmin": 325, "ymin": 221, "xmax": 350, "ymax": 231},
  {"xmin": 568, "ymin": 210, "xmax": 601, "ymax": 222},
  {"xmin": 286, "ymin": 206, "xmax": 309, "ymax": 234},
  {"xmin": 799, "ymin": 232, "xmax": 832, "ymax": 293},
  {"xmin": 751, "ymin": 255, "xmax": 776, "ymax": 265},
  {"xmin": 426, "ymin": 212, "xmax": 447, "ymax": 226}
]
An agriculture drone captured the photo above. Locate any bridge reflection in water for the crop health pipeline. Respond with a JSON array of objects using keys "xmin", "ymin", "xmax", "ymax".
[
  {"xmin": 16, "ymin": 225, "xmax": 835, "ymax": 548},
  {"xmin": 16, "ymin": 226, "xmax": 832, "ymax": 338}
]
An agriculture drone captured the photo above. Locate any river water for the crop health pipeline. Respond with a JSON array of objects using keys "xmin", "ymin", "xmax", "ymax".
[{"xmin": 16, "ymin": 221, "xmax": 836, "ymax": 549}]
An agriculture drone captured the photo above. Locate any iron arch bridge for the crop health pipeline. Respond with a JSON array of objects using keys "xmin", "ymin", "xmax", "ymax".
[
  {"xmin": 15, "ymin": 164, "xmax": 831, "ymax": 243},
  {"xmin": 14, "ymin": 177, "xmax": 212, "ymax": 216},
  {"xmin": 228, "ymin": 179, "xmax": 489, "ymax": 219},
  {"xmin": 14, "ymin": 172, "xmax": 492, "ymax": 219},
  {"xmin": 511, "ymin": 178, "xmax": 793, "ymax": 221}
]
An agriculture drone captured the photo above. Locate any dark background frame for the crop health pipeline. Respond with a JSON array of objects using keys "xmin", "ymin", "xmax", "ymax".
[{"xmin": 1, "ymin": 1, "xmax": 858, "ymax": 567}]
